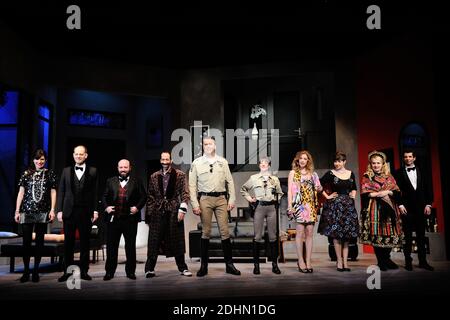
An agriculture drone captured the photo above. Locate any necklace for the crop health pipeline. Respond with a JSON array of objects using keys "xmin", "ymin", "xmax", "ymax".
[
  {"xmin": 32, "ymin": 170, "xmax": 46, "ymax": 203},
  {"xmin": 333, "ymin": 169, "xmax": 348, "ymax": 177}
]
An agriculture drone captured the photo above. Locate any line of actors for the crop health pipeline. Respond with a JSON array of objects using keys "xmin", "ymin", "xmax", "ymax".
[{"xmin": 13, "ymin": 139, "xmax": 434, "ymax": 283}]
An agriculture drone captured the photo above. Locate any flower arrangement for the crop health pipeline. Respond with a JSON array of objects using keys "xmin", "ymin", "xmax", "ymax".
[{"xmin": 250, "ymin": 104, "xmax": 266, "ymax": 119}]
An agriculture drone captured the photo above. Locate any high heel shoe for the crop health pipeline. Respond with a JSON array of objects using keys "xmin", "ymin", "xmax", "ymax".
[
  {"xmin": 343, "ymin": 262, "xmax": 351, "ymax": 271},
  {"xmin": 336, "ymin": 262, "xmax": 344, "ymax": 272},
  {"xmin": 297, "ymin": 262, "xmax": 308, "ymax": 273}
]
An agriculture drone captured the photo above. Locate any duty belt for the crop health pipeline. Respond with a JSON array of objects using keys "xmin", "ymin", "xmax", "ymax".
[
  {"xmin": 198, "ymin": 191, "xmax": 227, "ymax": 197},
  {"xmin": 259, "ymin": 200, "xmax": 277, "ymax": 206}
]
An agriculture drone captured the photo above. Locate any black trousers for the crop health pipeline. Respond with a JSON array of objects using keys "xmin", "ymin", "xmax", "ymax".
[
  {"xmin": 105, "ymin": 216, "xmax": 138, "ymax": 275},
  {"xmin": 402, "ymin": 215, "xmax": 427, "ymax": 263},
  {"xmin": 21, "ymin": 223, "xmax": 47, "ymax": 271},
  {"xmin": 63, "ymin": 206, "xmax": 92, "ymax": 274},
  {"xmin": 374, "ymin": 246, "xmax": 391, "ymax": 264},
  {"xmin": 145, "ymin": 214, "xmax": 187, "ymax": 273}
]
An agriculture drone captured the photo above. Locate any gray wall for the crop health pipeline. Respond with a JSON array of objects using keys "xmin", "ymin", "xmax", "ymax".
[{"xmin": 179, "ymin": 61, "xmax": 360, "ymax": 253}]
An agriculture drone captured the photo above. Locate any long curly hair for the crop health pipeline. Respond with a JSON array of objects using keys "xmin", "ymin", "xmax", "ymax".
[
  {"xmin": 291, "ymin": 150, "xmax": 314, "ymax": 174},
  {"xmin": 365, "ymin": 151, "xmax": 390, "ymax": 180}
]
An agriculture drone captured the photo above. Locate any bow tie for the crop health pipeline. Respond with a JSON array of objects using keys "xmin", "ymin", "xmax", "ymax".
[
  {"xmin": 75, "ymin": 166, "xmax": 84, "ymax": 171},
  {"xmin": 407, "ymin": 167, "xmax": 416, "ymax": 172},
  {"xmin": 119, "ymin": 176, "xmax": 128, "ymax": 182}
]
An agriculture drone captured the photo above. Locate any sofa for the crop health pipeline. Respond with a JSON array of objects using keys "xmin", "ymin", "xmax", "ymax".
[
  {"xmin": 189, "ymin": 207, "xmax": 269, "ymax": 260},
  {"xmin": 0, "ymin": 224, "xmax": 105, "ymax": 273}
]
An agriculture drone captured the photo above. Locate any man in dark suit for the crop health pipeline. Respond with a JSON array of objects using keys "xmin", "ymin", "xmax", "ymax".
[
  {"xmin": 395, "ymin": 150, "xmax": 434, "ymax": 271},
  {"xmin": 57, "ymin": 145, "xmax": 99, "ymax": 282},
  {"xmin": 102, "ymin": 159, "xmax": 146, "ymax": 280}
]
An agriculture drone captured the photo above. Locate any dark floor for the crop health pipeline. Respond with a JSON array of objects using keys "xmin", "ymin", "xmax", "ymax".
[
  {"xmin": 1, "ymin": 251, "xmax": 449, "ymax": 319},
  {"xmin": 1, "ymin": 251, "xmax": 449, "ymax": 301}
]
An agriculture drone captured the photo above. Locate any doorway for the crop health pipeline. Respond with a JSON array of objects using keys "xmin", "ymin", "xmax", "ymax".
[{"xmin": 66, "ymin": 137, "xmax": 126, "ymax": 196}]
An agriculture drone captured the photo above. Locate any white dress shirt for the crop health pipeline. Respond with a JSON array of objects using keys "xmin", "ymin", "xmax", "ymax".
[
  {"xmin": 74, "ymin": 163, "xmax": 86, "ymax": 180},
  {"xmin": 406, "ymin": 166, "xmax": 417, "ymax": 190},
  {"xmin": 119, "ymin": 177, "xmax": 129, "ymax": 188}
]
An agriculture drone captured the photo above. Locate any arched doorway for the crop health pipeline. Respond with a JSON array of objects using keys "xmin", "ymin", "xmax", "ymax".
[
  {"xmin": 399, "ymin": 122, "xmax": 436, "ymax": 233},
  {"xmin": 399, "ymin": 122, "xmax": 433, "ymax": 189}
]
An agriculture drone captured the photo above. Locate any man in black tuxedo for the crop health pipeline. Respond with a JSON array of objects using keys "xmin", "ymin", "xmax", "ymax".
[
  {"xmin": 102, "ymin": 159, "xmax": 146, "ymax": 280},
  {"xmin": 395, "ymin": 150, "xmax": 434, "ymax": 271},
  {"xmin": 57, "ymin": 145, "xmax": 99, "ymax": 282}
]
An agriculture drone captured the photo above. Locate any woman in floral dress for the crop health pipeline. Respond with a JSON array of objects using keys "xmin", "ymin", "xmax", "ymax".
[
  {"xmin": 318, "ymin": 152, "xmax": 359, "ymax": 272},
  {"xmin": 287, "ymin": 150, "xmax": 322, "ymax": 273}
]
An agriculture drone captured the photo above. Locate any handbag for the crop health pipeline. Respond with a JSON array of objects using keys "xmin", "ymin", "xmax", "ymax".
[{"xmin": 287, "ymin": 193, "xmax": 302, "ymax": 221}]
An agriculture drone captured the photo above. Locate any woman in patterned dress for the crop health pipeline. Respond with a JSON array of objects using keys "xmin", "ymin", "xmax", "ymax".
[
  {"xmin": 360, "ymin": 150, "xmax": 403, "ymax": 271},
  {"xmin": 14, "ymin": 149, "xmax": 57, "ymax": 282},
  {"xmin": 287, "ymin": 150, "xmax": 322, "ymax": 273},
  {"xmin": 318, "ymin": 152, "xmax": 359, "ymax": 272}
]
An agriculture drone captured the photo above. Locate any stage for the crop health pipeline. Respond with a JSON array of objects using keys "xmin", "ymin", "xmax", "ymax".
[{"xmin": 0, "ymin": 250, "xmax": 448, "ymax": 301}]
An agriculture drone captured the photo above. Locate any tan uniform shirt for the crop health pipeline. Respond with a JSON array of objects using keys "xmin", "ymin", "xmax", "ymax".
[
  {"xmin": 241, "ymin": 173, "xmax": 283, "ymax": 202},
  {"xmin": 189, "ymin": 155, "xmax": 236, "ymax": 209}
]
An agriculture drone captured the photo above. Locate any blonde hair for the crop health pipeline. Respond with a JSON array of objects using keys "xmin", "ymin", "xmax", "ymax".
[
  {"xmin": 291, "ymin": 150, "xmax": 314, "ymax": 174},
  {"xmin": 365, "ymin": 151, "xmax": 390, "ymax": 180}
]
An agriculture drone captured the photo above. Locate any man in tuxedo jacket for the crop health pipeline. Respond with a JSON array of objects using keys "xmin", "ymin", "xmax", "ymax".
[
  {"xmin": 57, "ymin": 145, "xmax": 99, "ymax": 282},
  {"xmin": 394, "ymin": 150, "xmax": 434, "ymax": 271},
  {"xmin": 102, "ymin": 159, "xmax": 146, "ymax": 280}
]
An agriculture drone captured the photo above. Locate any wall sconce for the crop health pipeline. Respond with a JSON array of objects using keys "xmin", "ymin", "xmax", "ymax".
[{"xmin": 294, "ymin": 127, "xmax": 303, "ymax": 139}]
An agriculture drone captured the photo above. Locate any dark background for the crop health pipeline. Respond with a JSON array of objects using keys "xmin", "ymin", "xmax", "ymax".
[{"xmin": 1, "ymin": 1, "xmax": 447, "ymax": 68}]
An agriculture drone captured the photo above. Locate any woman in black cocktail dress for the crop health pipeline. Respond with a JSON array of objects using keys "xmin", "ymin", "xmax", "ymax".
[
  {"xmin": 14, "ymin": 149, "xmax": 57, "ymax": 282},
  {"xmin": 318, "ymin": 152, "xmax": 359, "ymax": 272}
]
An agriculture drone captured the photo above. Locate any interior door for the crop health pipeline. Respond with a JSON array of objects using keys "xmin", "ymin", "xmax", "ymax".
[
  {"xmin": 66, "ymin": 137, "xmax": 127, "ymax": 197},
  {"xmin": 274, "ymin": 91, "xmax": 303, "ymax": 170}
]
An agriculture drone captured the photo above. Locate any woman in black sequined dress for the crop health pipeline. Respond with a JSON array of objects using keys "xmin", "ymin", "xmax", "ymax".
[{"xmin": 14, "ymin": 149, "xmax": 57, "ymax": 282}]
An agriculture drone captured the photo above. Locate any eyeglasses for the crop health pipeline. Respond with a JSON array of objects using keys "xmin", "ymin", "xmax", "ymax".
[
  {"xmin": 209, "ymin": 164, "xmax": 213, "ymax": 173},
  {"xmin": 263, "ymin": 180, "xmax": 268, "ymax": 188}
]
